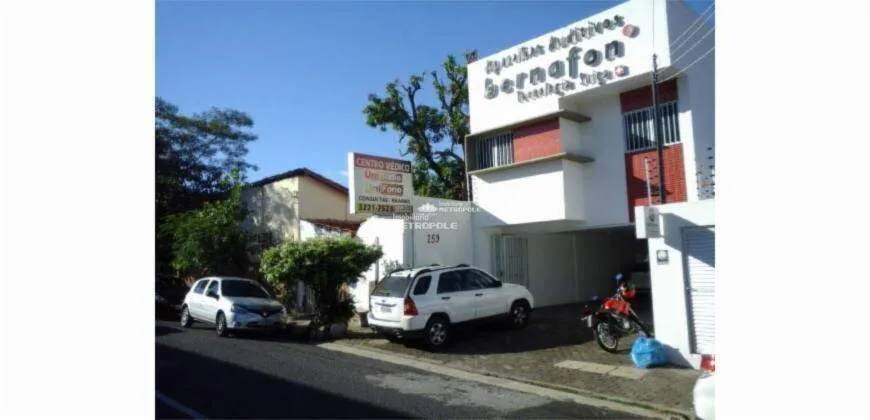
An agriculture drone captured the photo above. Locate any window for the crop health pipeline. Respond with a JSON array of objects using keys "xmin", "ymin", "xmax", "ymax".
[
  {"xmin": 205, "ymin": 280, "xmax": 219, "ymax": 296},
  {"xmin": 464, "ymin": 269, "xmax": 498, "ymax": 290},
  {"xmin": 372, "ymin": 276, "xmax": 411, "ymax": 297},
  {"xmin": 412, "ymin": 275, "xmax": 432, "ymax": 295},
  {"xmin": 221, "ymin": 280, "xmax": 270, "ymax": 298},
  {"xmin": 472, "ymin": 132, "xmax": 514, "ymax": 170},
  {"xmin": 193, "ymin": 280, "xmax": 208, "ymax": 294},
  {"xmin": 258, "ymin": 231, "xmax": 276, "ymax": 248},
  {"xmin": 623, "ymin": 101, "xmax": 681, "ymax": 153},
  {"xmin": 436, "ymin": 271, "xmax": 463, "ymax": 294}
]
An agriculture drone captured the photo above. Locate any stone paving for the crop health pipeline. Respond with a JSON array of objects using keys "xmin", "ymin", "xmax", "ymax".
[{"xmin": 337, "ymin": 302, "xmax": 702, "ymax": 416}]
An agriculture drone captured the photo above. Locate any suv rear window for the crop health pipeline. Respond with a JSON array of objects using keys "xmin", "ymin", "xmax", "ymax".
[
  {"xmin": 412, "ymin": 275, "xmax": 432, "ymax": 295},
  {"xmin": 372, "ymin": 276, "xmax": 411, "ymax": 297}
]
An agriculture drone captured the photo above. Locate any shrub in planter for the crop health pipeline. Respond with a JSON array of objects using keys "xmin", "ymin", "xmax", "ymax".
[{"xmin": 261, "ymin": 236, "xmax": 382, "ymax": 338}]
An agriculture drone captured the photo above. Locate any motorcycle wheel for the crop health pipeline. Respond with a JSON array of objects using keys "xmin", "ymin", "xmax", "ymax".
[{"xmin": 594, "ymin": 320, "xmax": 621, "ymax": 353}]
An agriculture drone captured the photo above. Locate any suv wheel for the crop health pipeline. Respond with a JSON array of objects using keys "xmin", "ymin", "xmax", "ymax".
[
  {"xmin": 179, "ymin": 306, "xmax": 193, "ymax": 328},
  {"xmin": 423, "ymin": 316, "xmax": 451, "ymax": 350},
  {"xmin": 216, "ymin": 312, "xmax": 229, "ymax": 337},
  {"xmin": 509, "ymin": 301, "xmax": 531, "ymax": 330}
]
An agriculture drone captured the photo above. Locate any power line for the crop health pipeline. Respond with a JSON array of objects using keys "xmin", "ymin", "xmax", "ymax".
[
  {"xmin": 671, "ymin": 26, "xmax": 714, "ymax": 65},
  {"xmin": 661, "ymin": 46, "xmax": 715, "ymax": 83},
  {"xmin": 672, "ymin": 12, "xmax": 715, "ymax": 57},
  {"xmin": 670, "ymin": 3, "xmax": 715, "ymax": 49}
]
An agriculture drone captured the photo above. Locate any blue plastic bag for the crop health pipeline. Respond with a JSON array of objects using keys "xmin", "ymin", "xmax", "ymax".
[{"xmin": 630, "ymin": 336, "xmax": 669, "ymax": 369}]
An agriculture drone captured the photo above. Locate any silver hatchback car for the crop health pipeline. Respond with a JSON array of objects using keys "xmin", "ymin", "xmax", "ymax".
[{"xmin": 179, "ymin": 276, "xmax": 289, "ymax": 337}]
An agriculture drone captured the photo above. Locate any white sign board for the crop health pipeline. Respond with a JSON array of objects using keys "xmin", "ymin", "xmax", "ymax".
[
  {"xmin": 467, "ymin": 0, "xmax": 667, "ymax": 134},
  {"xmin": 643, "ymin": 206, "xmax": 662, "ymax": 238},
  {"xmin": 348, "ymin": 152, "xmax": 413, "ymax": 215}
]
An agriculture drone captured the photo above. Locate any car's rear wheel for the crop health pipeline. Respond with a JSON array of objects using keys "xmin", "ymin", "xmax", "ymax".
[
  {"xmin": 423, "ymin": 316, "xmax": 451, "ymax": 350},
  {"xmin": 179, "ymin": 306, "xmax": 193, "ymax": 328},
  {"xmin": 508, "ymin": 301, "xmax": 531, "ymax": 330},
  {"xmin": 216, "ymin": 312, "xmax": 229, "ymax": 337}
]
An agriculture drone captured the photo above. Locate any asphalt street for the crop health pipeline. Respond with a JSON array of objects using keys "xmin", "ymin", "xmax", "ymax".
[{"xmin": 155, "ymin": 320, "xmax": 645, "ymax": 419}]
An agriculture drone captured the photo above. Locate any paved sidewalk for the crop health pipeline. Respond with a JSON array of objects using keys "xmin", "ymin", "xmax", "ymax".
[{"xmin": 339, "ymin": 304, "xmax": 701, "ymax": 416}]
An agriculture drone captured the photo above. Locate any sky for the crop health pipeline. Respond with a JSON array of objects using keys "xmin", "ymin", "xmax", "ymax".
[{"xmin": 156, "ymin": 0, "xmax": 714, "ymax": 187}]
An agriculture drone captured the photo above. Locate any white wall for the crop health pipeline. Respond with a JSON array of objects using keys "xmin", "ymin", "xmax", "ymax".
[
  {"xmin": 355, "ymin": 217, "xmax": 407, "ymax": 312},
  {"xmin": 408, "ymin": 196, "xmax": 474, "ymax": 267},
  {"xmin": 525, "ymin": 233, "xmax": 576, "ymax": 307},
  {"xmin": 666, "ymin": 0, "xmax": 715, "ymax": 202},
  {"xmin": 354, "ymin": 195, "xmax": 473, "ymax": 310},
  {"xmin": 562, "ymin": 160, "xmax": 586, "ymax": 221},
  {"xmin": 635, "ymin": 199, "xmax": 714, "ymax": 368},
  {"xmin": 468, "ymin": 0, "xmax": 672, "ymax": 134},
  {"xmin": 472, "ymin": 159, "xmax": 568, "ymax": 224},
  {"xmin": 561, "ymin": 95, "xmax": 633, "ymax": 226},
  {"xmin": 240, "ymin": 177, "xmax": 300, "ymax": 242}
]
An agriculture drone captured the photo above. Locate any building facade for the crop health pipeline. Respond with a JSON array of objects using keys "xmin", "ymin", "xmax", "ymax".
[
  {"xmin": 241, "ymin": 167, "xmax": 366, "ymax": 249},
  {"xmin": 465, "ymin": 0, "xmax": 715, "ymax": 367},
  {"xmin": 242, "ymin": 168, "xmax": 367, "ymax": 312}
]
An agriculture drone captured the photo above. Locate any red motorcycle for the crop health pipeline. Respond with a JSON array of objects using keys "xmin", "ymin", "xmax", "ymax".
[{"xmin": 581, "ymin": 273, "xmax": 653, "ymax": 353}]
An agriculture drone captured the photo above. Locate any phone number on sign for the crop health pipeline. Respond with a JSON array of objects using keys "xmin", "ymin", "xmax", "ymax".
[{"xmin": 356, "ymin": 203, "xmax": 412, "ymax": 214}]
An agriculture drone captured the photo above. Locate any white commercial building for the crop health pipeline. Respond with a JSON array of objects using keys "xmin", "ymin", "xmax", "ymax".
[
  {"xmin": 464, "ymin": 0, "xmax": 715, "ymax": 367},
  {"xmin": 351, "ymin": 0, "xmax": 714, "ymax": 368}
]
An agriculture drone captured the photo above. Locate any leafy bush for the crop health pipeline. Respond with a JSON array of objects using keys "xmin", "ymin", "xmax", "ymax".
[
  {"xmin": 159, "ymin": 177, "xmax": 250, "ymax": 279},
  {"xmin": 261, "ymin": 237, "xmax": 383, "ymax": 327}
]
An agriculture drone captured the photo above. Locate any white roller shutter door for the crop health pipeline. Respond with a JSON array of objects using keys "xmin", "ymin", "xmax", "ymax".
[{"xmin": 684, "ymin": 226, "xmax": 715, "ymax": 355}]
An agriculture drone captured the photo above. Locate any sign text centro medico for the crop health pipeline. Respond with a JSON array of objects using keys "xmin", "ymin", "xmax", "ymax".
[{"xmin": 348, "ymin": 152, "xmax": 414, "ymax": 215}]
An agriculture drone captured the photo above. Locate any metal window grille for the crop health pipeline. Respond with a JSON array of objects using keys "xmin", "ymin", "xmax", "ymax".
[
  {"xmin": 473, "ymin": 132, "xmax": 514, "ymax": 170},
  {"xmin": 623, "ymin": 101, "xmax": 681, "ymax": 153}
]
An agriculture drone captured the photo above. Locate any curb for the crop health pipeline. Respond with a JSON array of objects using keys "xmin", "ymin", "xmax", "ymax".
[
  {"xmin": 469, "ymin": 367, "xmax": 695, "ymax": 420},
  {"xmin": 322, "ymin": 340, "xmax": 695, "ymax": 420}
]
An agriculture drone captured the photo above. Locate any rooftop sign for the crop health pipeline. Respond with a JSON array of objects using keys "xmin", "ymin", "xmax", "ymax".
[
  {"xmin": 467, "ymin": 0, "xmax": 662, "ymax": 134},
  {"xmin": 481, "ymin": 14, "xmax": 638, "ymax": 104}
]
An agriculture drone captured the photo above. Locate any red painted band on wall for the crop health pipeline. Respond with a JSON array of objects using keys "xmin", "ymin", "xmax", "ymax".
[
  {"xmin": 513, "ymin": 118, "xmax": 561, "ymax": 163},
  {"xmin": 624, "ymin": 144, "xmax": 688, "ymax": 221},
  {"xmin": 619, "ymin": 79, "xmax": 678, "ymax": 113}
]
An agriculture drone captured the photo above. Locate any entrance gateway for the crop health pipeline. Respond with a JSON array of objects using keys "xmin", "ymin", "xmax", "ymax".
[{"xmin": 491, "ymin": 235, "xmax": 529, "ymax": 288}]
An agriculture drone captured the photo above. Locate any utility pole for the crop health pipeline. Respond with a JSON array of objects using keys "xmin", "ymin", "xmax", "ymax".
[{"xmin": 651, "ymin": 54, "xmax": 667, "ymax": 204}]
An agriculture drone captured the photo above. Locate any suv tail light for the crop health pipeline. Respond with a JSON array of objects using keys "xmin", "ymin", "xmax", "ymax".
[
  {"xmin": 700, "ymin": 354, "xmax": 715, "ymax": 373},
  {"xmin": 403, "ymin": 296, "xmax": 418, "ymax": 316}
]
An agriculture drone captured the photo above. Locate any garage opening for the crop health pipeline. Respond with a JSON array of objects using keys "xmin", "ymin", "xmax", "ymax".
[
  {"xmin": 488, "ymin": 226, "xmax": 651, "ymax": 319},
  {"xmin": 573, "ymin": 228, "xmax": 640, "ymax": 296}
]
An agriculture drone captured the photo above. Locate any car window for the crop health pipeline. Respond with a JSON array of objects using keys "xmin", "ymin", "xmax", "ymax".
[
  {"xmin": 465, "ymin": 269, "xmax": 498, "ymax": 289},
  {"xmin": 193, "ymin": 280, "xmax": 208, "ymax": 294},
  {"xmin": 412, "ymin": 275, "xmax": 432, "ymax": 295},
  {"xmin": 205, "ymin": 280, "xmax": 219, "ymax": 296},
  {"xmin": 221, "ymin": 280, "xmax": 270, "ymax": 298},
  {"xmin": 436, "ymin": 271, "xmax": 463, "ymax": 294},
  {"xmin": 372, "ymin": 276, "xmax": 411, "ymax": 297}
]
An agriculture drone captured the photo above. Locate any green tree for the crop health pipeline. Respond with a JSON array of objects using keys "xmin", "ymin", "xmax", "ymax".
[
  {"xmin": 260, "ymin": 237, "xmax": 383, "ymax": 329},
  {"xmin": 159, "ymin": 175, "xmax": 251, "ymax": 281},
  {"xmin": 363, "ymin": 54, "xmax": 471, "ymax": 200},
  {"xmin": 156, "ymin": 97, "xmax": 258, "ymax": 273}
]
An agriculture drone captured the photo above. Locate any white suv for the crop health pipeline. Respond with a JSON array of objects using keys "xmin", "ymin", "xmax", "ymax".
[
  {"xmin": 366, "ymin": 264, "xmax": 535, "ymax": 350},
  {"xmin": 179, "ymin": 276, "xmax": 289, "ymax": 337}
]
